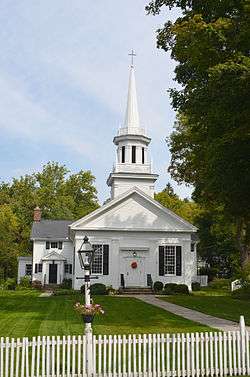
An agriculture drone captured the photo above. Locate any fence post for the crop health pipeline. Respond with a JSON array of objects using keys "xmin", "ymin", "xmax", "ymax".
[
  {"xmin": 85, "ymin": 326, "xmax": 93, "ymax": 377},
  {"xmin": 240, "ymin": 315, "xmax": 246, "ymax": 375}
]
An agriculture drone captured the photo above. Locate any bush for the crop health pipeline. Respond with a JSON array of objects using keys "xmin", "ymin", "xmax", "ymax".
[
  {"xmin": 32, "ymin": 280, "xmax": 42, "ymax": 290},
  {"xmin": 208, "ymin": 278, "xmax": 230, "ymax": 290},
  {"xmin": 164, "ymin": 283, "xmax": 178, "ymax": 295},
  {"xmin": 153, "ymin": 281, "xmax": 164, "ymax": 292},
  {"xmin": 232, "ymin": 284, "xmax": 250, "ymax": 300},
  {"xmin": 90, "ymin": 283, "xmax": 107, "ymax": 295},
  {"xmin": 164, "ymin": 283, "xmax": 189, "ymax": 295},
  {"xmin": 4, "ymin": 278, "xmax": 16, "ymax": 290},
  {"xmin": 175, "ymin": 284, "xmax": 189, "ymax": 295},
  {"xmin": 54, "ymin": 289, "xmax": 76, "ymax": 296},
  {"xmin": 192, "ymin": 282, "xmax": 201, "ymax": 291},
  {"xmin": 107, "ymin": 286, "xmax": 119, "ymax": 295},
  {"xmin": 19, "ymin": 276, "xmax": 31, "ymax": 288},
  {"xmin": 60, "ymin": 279, "xmax": 72, "ymax": 289}
]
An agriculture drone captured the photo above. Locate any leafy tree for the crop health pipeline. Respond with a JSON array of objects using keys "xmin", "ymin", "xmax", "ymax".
[
  {"xmin": 0, "ymin": 162, "xmax": 99, "ymax": 278},
  {"xmin": 155, "ymin": 183, "xmax": 201, "ymax": 224},
  {"xmin": 0, "ymin": 205, "xmax": 19, "ymax": 279},
  {"xmin": 147, "ymin": 0, "xmax": 250, "ymax": 264}
]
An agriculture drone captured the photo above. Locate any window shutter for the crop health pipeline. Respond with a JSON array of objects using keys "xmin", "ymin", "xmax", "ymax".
[
  {"xmin": 69, "ymin": 264, "xmax": 72, "ymax": 274},
  {"xmin": 176, "ymin": 246, "xmax": 182, "ymax": 276},
  {"xmin": 103, "ymin": 245, "xmax": 109, "ymax": 275},
  {"xmin": 35, "ymin": 264, "xmax": 38, "ymax": 273},
  {"xmin": 46, "ymin": 241, "xmax": 50, "ymax": 250},
  {"xmin": 159, "ymin": 246, "xmax": 164, "ymax": 276},
  {"xmin": 58, "ymin": 241, "xmax": 63, "ymax": 250}
]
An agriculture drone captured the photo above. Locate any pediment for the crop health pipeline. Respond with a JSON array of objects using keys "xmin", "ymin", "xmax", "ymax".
[
  {"xmin": 71, "ymin": 188, "xmax": 197, "ymax": 232},
  {"xmin": 42, "ymin": 251, "xmax": 66, "ymax": 261}
]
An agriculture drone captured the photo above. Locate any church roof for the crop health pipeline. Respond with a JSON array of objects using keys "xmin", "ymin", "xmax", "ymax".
[
  {"xmin": 70, "ymin": 187, "xmax": 197, "ymax": 233},
  {"xmin": 31, "ymin": 220, "xmax": 73, "ymax": 240}
]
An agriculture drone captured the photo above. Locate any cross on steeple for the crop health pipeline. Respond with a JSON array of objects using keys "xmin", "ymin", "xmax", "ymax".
[{"xmin": 128, "ymin": 49, "xmax": 136, "ymax": 67}]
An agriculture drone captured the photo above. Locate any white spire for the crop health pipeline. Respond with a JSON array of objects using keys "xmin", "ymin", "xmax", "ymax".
[{"xmin": 124, "ymin": 65, "xmax": 140, "ymax": 131}]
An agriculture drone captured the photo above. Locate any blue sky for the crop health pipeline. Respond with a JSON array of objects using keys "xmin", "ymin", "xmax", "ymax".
[{"xmin": 0, "ymin": 1, "xmax": 192, "ymax": 203}]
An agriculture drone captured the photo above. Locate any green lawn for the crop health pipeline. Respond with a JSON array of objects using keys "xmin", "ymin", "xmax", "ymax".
[
  {"xmin": 0, "ymin": 290, "xmax": 211, "ymax": 338},
  {"xmin": 161, "ymin": 294, "xmax": 250, "ymax": 325}
]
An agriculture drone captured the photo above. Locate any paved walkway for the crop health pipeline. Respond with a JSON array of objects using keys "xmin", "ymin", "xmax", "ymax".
[{"xmin": 135, "ymin": 295, "xmax": 250, "ymax": 332}]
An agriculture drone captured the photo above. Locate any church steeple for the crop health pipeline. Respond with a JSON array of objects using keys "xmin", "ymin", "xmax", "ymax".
[
  {"xmin": 123, "ymin": 66, "xmax": 140, "ymax": 133},
  {"xmin": 107, "ymin": 54, "xmax": 158, "ymax": 199}
]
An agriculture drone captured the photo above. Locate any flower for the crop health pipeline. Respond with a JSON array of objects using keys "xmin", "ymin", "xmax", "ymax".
[{"xmin": 74, "ymin": 302, "xmax": 105, "ymax": 316}]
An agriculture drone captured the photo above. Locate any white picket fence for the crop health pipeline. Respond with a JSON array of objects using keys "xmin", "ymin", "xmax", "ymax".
[{"xmin": 0, "ymin": 317, "xmax": 249, "ymax": 377}]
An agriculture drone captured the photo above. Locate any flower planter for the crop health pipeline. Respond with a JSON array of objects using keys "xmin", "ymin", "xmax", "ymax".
[{"xmin": 82, "ymin": 314, "xmax": 94, "ymax": 323}]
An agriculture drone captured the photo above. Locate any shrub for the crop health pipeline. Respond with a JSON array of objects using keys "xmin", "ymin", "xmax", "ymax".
[
  {"xmin": 232, "ymin": 285, "xmax": 250, "ymax": 300},
  {"xmin": 4, "ymin": 278, "xmax": 16, "ymax": 290},
  {"xmin": 153, "ymin": 281, "xmax": 164, "ymax": 292},
  {"xmin": 32, "ymin": 280, "xmax": 42, "ymax": 290},
  {"xmin": 208, "ymin": 278, "xmax": 230, "ymax": 290},
  {"xmin": 54, "ymin": 289, "xmax": 76, "ymax": 296},
  {"xmin": 19, "ymin": 276, "xmax": 31, "ymax": 288},
  {"xmin": 90, "ymin": 283, "xmax": 107, "ymax": 295},
  {"xmin": 192, "ymin": 282, "xmax": 201, "ymax": 291},
  {"xmin": 60, "ymin": 279, "xmax": 72, "ymax": 289},
  {"xmin": 164, "ymin": 283, "xmax": 178, "ymax": 295},
  {"xmin": 106, "ymin": 286, "xmax": 118, "ymax": 295},
  {"xmin": 175, "ymin": 284, "xmax": 189, "ymax": 295},
  {"xmin": 164, "ymin": 283, "xmax": 189, "ymax": 295}
]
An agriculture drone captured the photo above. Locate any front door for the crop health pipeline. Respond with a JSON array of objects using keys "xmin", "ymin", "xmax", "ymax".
[
  {"xmin": 49, "ymin": 264, "xmax": 57, "ymax": 284},
  {"xmin": 123, "ymin": 257, "xmax": 145, "ymax": 287}
]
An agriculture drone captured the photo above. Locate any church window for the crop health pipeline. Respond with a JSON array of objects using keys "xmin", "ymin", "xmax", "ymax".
[
  {"xmin": 132, "ymin": 146, "xmax": 136, "ymax": 163},
  {"xmin": 25, "ymin": 264, "xmax": 32, "ymax": 276},
  {"xmin": 164, "ymin": 246, "xmax": 176, "ymax": 275},
  {"xmin": 121, "ymin": 146, "xmax": 125, "ymax": 163},
  {"xmin": 92, "ymin": 244, "xmax": 103, "ymax": 274},
  {"xmin": 142, "ymin": 147, "xmax": 145, "ymax": 164},
  {"xmin": 64, "ymin": 264, "xmax": 72, "ymax": 274}
]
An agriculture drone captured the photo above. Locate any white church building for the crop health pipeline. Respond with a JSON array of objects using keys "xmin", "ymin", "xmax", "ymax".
[{"xmin": 18, "ymin": 63, "xmax": 198, "ymax": 290}]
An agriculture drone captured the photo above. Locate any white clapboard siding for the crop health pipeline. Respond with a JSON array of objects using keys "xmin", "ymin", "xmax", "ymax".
[{"xmin": 0, "ymin": 317, "xmax": 249, "ymax": 377}]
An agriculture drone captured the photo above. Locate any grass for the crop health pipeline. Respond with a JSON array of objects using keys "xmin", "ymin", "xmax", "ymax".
[
  {"xmin": 161, "ymin": 294, "xmax": 250, "ymax": 325},
  {"xmin": 0, "ymin": 290, "xmax": 211, "ymax": 338}
]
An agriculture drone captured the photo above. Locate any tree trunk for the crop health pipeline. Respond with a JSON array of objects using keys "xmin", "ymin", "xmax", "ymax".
[{"xmin": 236, "ymin": 218, "xmax": 250, "ymax": 266}]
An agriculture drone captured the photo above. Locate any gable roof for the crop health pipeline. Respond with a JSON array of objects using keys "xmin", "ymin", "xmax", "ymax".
[
  {"xmin": 31, "ymin": 220, "xmax": 73, "ymax": 240},
  {"xmin": 70, "ymin": 187, "xmax": 197, "ymax": 233}
]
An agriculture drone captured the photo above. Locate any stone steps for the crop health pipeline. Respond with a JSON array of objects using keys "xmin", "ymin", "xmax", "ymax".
[{"xmin": 120, "ymin": 287, "xmax": 153, "ymax": 295}]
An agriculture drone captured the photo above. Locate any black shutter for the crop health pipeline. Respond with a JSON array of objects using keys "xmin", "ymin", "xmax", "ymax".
[
  {"xmin": 176, "ymin": 246, "xmax": 182, "ymax": 276},
  {"xmin": 103, "ymin": 245, "xmax": 109, "ymax": 275},
  {"xmin": 69, "ymin": 264, "xmax": 72, "ymax": 274},
  {"xmin": 46, "ymin": 241, "xmax": 50, "ymax": 249},
  {"xmin": 159, "ymin": 246, "xmax": 164, "ymax": 276},
  {"xmin": 35, "ymin": 264, "xmax": 38, "ymax": 273},
  {"xmin": 58, "ymin": 241, "xmax": 63, "ymax": 250}
]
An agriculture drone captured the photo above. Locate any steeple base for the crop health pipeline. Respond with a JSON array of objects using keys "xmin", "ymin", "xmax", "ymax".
[{"xmin": 107, "ymin": 172, "xmax": 158, "ymax": 199}]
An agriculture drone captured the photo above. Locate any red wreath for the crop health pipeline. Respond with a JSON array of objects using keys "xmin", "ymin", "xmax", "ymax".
[{"xmin": 131, "ymin": 261, "xmax": 137, "ymax": 269}]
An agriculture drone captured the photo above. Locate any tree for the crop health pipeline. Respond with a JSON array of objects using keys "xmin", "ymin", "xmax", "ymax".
[
  {"xmin": 0, "ymin": 162, "xmax": 99, "ymax": 278},
  {"xmin": 155, "ymin": 183, "xmax": 201, "ymax": 224},
  {"xmin": 147, "ymin": 0, "xmax": 250, "ymax": 264},
  {"xmin": 0, "ymin": 205, "xmax": 19, "ymax": 279}
]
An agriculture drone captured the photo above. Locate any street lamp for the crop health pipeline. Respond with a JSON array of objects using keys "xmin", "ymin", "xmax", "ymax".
[
  {"xmin": 77, "ymin": 235, "xmax": 95, "ymax": 319},
  {"xmin": 77, "ymin": 236, "xmax": 95, "ymax": 376}
]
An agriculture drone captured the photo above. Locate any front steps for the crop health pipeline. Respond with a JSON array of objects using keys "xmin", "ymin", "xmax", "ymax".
[{"xmin": 119, "ymin": 287, "xmax": 153, "ymax": 295}]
